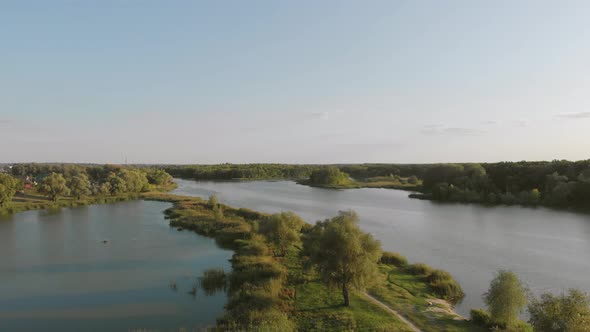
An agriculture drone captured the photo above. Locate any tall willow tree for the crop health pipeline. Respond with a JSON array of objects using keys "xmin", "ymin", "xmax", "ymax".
[
  {"xmin": 303, "ymin": 210, "xmax": 381, "ymax": 306},
  {"xmin": 484, "ymin": 270, "xmax": 528, "ymax": 327},
  {"xmin": 39, "ymin": 173, "xmax": 70, "ymax": 201},
  {"xmin": 68, "ymin": 174, "xmax": 91, "ymax": 199}
]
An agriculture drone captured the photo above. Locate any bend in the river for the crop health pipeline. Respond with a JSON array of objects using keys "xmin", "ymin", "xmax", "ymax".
[{"xmin": 172, "ymin": 178, "xmax": 590, "ymax": 316}]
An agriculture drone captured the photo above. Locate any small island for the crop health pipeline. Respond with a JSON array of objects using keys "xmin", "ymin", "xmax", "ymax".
[{"xmin": 298, "ymin": 166, "xmax": 422, "ymax": 190}]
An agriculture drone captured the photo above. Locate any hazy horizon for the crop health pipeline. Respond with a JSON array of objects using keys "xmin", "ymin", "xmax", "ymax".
[
  {"xmin": 2, "ymin": 158, "xmax": 589, "ymax": 166},
  {"xmin": 2, "ymin": 1, "xmax": 590, "ymax": 163}
]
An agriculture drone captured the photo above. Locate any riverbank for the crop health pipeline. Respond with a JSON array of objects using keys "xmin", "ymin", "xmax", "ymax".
[
  {"xmin": 0, "ymin": 182, "xmax": 177, "ymax": 216},
  {"xmin": 143, "ymin": 190, "xmax": 483, "ymax": 331}
]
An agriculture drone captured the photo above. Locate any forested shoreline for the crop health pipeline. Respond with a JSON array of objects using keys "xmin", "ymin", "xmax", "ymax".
[
  {"xmin": 4, "ymin": 160, "xmax": 590, "ymax": 212},
  {"xmin": 165, "ymin": 160, "xmax": 590, "ymax": 209},
  {"xmin": 3, "ymin": 163, "xmax": 590, "ymax": 330},
  {"xmin": 0, "ymin": 163, "xmax": 175, "ymax": 214},
  {"xmin": 416, "ymin": 160, "xmax": 590, "ymax": 209}
]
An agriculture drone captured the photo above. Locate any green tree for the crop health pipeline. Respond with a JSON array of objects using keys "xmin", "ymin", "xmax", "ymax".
[
  {"xmin": 208, "ymin": 195, "xmax": 224, "ymax": 220},
  {"xmin": 308, "ymin": 167, "xmax": 351, "ymax": 186},
  {"xmin": 465, "ymin": 163, "xmax": 487, "ymax": 177},
  {"xmin": 213, "ymin": 204, "xmax": 224, "ymax": 221},
  {"xmin": 0, "ymin": 174, "xmax": 21, "ymax": 207},
  {"xmin": 483, "ymin": 270, "xmax": 528, "ymax": 327},
  {"xmin": 548, "ymin": 182, "xmax": 575, "ymax": 206},
  {"xmin": 528, "ymin": 289, "xmax": 590, "ymax": 332},
  {"xmin": 545, "ymin": 172, "xmax": 569, "ymax": 193},
  {"xmin": 147, "ymin": 169, "xmax": 173, "ymax": 185},
  {"xmin": 578, "ymin": 169, "xmax": 590, "ymax": 183},
  {"xmin": 303, "ymin": 210, "xmax": 382, "ymax": 306},
  {"xmin": 39, "ymin": 173, "xmax": 70, "ymax": 201},
  {"xmin": 259, "ymin": 212, "xmax": 304, "ymax": 256},
  {"xmin": 107, "ymin": 173, "xmax": 127, "ymax": 195},
  {"xmin": 68, "ymin": 174, "xmax": 91, "ymax": 199},
  {"xmin": 208, "ymin": 194, "xmax": 219, "ymax": 207},
  {"xmin": 92, "ymin": 182, "xmax": 111, "ymax": 196},
  {"xmin": 119, "ymin": 169, "xmax": 149, "ymax": 192}
]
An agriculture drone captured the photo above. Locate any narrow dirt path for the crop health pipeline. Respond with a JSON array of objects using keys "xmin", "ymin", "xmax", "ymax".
[{"xmin": 363, "ymin": 292, "xmax": 423, "ymax": 332}]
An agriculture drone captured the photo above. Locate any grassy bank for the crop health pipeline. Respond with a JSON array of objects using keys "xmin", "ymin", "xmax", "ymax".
[
  {"xmin": 143, "ymin": 191, "xmax": 482, "ymax": 331},
  {"xmin": 0, "ymin": 182, "xmax": 177, "ymax": 215},
  {"xmin": 369, "ymin": 265, "xmax": 486, "ymax": 332}
]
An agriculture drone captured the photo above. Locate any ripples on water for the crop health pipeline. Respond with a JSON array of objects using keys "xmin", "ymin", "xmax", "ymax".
[{"xmin": 0, "ymin": 200, "xmax": 232, "ymax": 331}]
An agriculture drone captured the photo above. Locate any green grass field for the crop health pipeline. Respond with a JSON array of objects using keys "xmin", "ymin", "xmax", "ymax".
[
  {"xmin": 280, "ymin": 248, "xmax": 414, "ymax": 332},
  {"xmin": 368, "ymin": 265, "xmax": 486, "ymax": 332}
]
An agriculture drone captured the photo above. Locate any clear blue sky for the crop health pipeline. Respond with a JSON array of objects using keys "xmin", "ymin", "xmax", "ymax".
[{"xmin": 1, "ymin": 1, "xmax": 589, "ymax": 164}]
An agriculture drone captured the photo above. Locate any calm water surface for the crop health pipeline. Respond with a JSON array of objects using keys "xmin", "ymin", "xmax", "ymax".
[
  {"xmin": 173, "ymin": 178, "xmax": 590, "ymax": 316},
  {"xmin": 0, "ymin": 200, "xmax": 232, "ymax": 331}
]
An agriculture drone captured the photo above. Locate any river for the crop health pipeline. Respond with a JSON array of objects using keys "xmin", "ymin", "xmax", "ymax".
[
  {"xmin": 0, "ymin": 200, "xmax": 232, "ymax": 331},
  {"xmin": 172, "ymin": 178, "xmax": 590, "ymax": 316}
]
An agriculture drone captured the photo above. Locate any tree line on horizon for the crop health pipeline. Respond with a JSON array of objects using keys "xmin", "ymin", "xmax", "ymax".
[
  {"xmin": 165, "ymin": 160, "xmax": 590, "ymax": 208},
  {"xmin": 419, "ymin": 160, "xmax": 590, "ymax": 208},
  {"xmin": 0, "ymin": 164, "xmax": 173, "ymax": 205}
]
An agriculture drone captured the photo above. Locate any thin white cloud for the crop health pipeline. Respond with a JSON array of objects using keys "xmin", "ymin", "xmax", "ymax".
[
  {"xmin": 306, "ymin": 112, "xmax": 330, "ymax": 120},
  {"xmin": 337, "ymin": 141, "xmax": 404, "ymax": 148},
  {"xmin": 480, "ymin": 120, "xmax": 498, "ymax": 125},
  {"xmin": 556, "ymin": 112, "xmax": 590, "ymax": 119},
  {"xmin": 443, "ymin": 127, "xmax": 486, "ymax": 135},
  {"xmin": 421, "ymin": 124, "xmax": 443, "ymax": 136},
  {"xmin": 422, "ymin": 125, "xmax": 486, "ymax": 136}
]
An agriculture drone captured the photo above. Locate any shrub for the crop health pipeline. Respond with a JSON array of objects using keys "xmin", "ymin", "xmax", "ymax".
[
  {"xmin": 238, "ymin": 234, "xmax": 270, "ymax": 256},
  {"xmin": 407, "ymin": 263, "xmax": 433, "ymax": 276},
  {"xmin": 199, "ymin": 268, "xmax": 227, "ymax": 296},
  {"xmin": 430, "ymin": 279, "xmax": 465, "ymax": 305},
  {"xmin": 405, "ymin": 267, "xmax": 466, "ymax": 305},
  {"xmin": 426, "ymin": 269, "xmax": 453, "ymax": 283},
  {"xmin": 512, "ymin": 321, "xmax": 534, "ymax": 332},
  {"xmin": 528, "ymin": 289, "xmax": 590, "ymax": 332},
  {"xmin": 234, "ymin": 207, "xmax": 266, "ymax": 221},
  {"xmin": 470, "ymin": 308, "xmax": 492, "ymax": 327},
  {"xmin": 380, "ymin": 251, "xmax": 408, "ymax": 267}
]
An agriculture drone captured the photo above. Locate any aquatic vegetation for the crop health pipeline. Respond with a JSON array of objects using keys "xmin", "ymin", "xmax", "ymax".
[{"xmin": 199, "ymin": 268, "xmax": 227, "ymax": 296}]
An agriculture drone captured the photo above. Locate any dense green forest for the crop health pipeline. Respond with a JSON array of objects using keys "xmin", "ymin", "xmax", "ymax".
[
  {"xmin": 164, "ymin": 164, "xmax": 320, "ymax": 180},
  {"xmin": 417, "ymin": 160, "xmax": 590, "ymax": 208},
  {"xmin": 0, "ymin": 163, "xmax": 174, "ymax": 213},
  {"xmin": 164, "ymin": 163, "xmax": 432, "ymax": 181},
  {"xmin": 166, "ymin": 160, "xmax": 590, "ymax": 209},
  {"xmin": 6, "ymin": 160, "xmax": 590, "ymax": 210}
]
